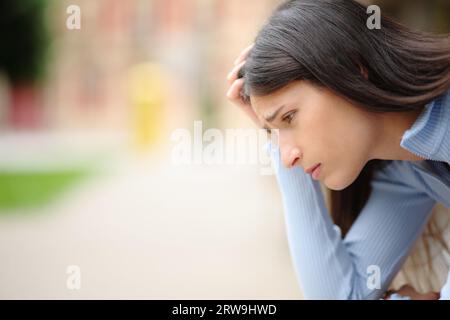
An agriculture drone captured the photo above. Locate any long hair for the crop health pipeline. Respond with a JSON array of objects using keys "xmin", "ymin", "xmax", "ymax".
[{"xmin": 239, "ymin": 0, "xmax": 450, "ymax": 289}]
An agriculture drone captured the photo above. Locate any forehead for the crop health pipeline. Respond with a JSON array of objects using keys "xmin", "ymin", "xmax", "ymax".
[{"xmin": 250, "ymin": 81, "xmax": 302, "ymax": 116}]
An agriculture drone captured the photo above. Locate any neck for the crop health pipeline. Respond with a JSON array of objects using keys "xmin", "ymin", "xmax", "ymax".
[{"xmin": 369, "ymin": 108, "xmax": 425, "ymax": 161}]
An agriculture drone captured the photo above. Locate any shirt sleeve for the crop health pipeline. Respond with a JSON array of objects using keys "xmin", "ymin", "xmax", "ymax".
[{"xmin": 269, "ymin": 145, "xmax": 436, "ymax": 299}]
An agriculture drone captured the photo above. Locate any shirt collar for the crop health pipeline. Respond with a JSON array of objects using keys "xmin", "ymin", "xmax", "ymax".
[{"xmin": 400, "ymin": 89, "xmax": 450, "ymax": 162}]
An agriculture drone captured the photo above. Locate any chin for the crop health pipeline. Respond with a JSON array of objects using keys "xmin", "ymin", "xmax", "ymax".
[
  {"xmin": 323, "ymin": 171, "xmax": 358, "ymax": 191},
  {"xmin": 324, "ymin": 180, "xmax": 348, "ymax": 191}
]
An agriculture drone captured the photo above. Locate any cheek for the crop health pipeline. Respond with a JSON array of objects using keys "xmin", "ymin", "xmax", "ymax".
[
  {"xmin": 298, "ymin": 105, "xmax": 373, "ymax": 190},
  {"xmin": 317, "ymin": 119, "xmax": 371, "ymax": 190}
]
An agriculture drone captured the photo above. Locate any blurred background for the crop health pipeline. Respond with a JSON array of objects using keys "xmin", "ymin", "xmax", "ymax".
[{"xmin": 0, "ymin": 0, "xmax": 449, "ymax": 299}]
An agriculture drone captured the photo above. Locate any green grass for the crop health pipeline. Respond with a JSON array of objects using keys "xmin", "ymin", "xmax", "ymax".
[{"xmin": 0, "ymin": 169, "xmax": 91, "ymax": 211}]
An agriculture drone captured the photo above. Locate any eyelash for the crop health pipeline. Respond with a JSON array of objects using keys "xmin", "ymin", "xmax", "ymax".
[
  {"xmin": 282, "ymin": 111, "xmax": 296, "ymax": 124},
  {"xmin": 264, "ymin": 110, "xmax": 297, "ymax": 135}
]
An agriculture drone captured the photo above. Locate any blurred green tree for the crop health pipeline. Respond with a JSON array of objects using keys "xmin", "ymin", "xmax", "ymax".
[
  {"xmin": 0, "ymin": 0, "xmax": 51, "ymax": 82},
  {"xmin": 0, "ymin": 0, "xmax": 51, "ymax": 128}
]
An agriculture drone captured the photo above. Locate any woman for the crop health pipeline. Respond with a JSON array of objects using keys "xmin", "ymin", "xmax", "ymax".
[{"xmin": 226, "ymin": 0, "xmax": 450, "ymax": 299}]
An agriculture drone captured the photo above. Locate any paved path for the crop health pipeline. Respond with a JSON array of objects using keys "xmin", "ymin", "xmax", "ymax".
[{"xmin": 0, "ymin": 144, "xmax": 302, "ymax": 299}]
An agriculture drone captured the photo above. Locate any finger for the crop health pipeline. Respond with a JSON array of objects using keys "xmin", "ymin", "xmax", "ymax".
[
  {"xmin": 395, "ymin": 285, "xmax": 439, "ymax": 300},
  {"xmin": 419, "ymin": 292, "xmax": 440, "ymax": 300},
  {"xmin": 227, "ymin": 79, "xmax": 260, "ymax": 126},
  {"xmin": 398, "ymin": 284, "xmax": 413, "ymax": 291},
  {"xmin": 226, "ymin": 78, "xmax": 245, "ymax": 103},
  {"xmin": 396, "ymin": 285, "xmax": 415, "ymax": 296},
  {"xmin": 234, "ymin": 43, "xmax": 254, "ymax": 65},
  {"xmin": 227, "ymin": 59, "xmax": 246, "ymax": 84}
]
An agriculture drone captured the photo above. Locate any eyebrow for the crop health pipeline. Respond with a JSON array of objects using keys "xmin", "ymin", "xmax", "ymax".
[{"xmin": 264, "ymin": 105, "xmax": 285, "ymax": 123}]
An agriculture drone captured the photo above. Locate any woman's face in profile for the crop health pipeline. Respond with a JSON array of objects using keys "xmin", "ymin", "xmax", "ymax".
[{"xmin": 250, "ymin": 80, "xmax": 378, "ymax": 190}]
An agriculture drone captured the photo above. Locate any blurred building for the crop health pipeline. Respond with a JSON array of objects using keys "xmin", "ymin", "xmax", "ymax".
[
  {"xmin": 0, "ymin": 0, "xmax": 448, "ymax": 134},
  {"xmin": 0, "ymin": 0, "xmax": 280, "ymax": 137}
]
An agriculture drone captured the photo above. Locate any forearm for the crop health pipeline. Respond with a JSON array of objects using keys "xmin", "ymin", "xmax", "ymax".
[
  {"xmin": 270, "ymin": 147, "xmax": 435, "ymax": 300},
  {"xmin": 274, "ymin": 163, "xmax": 358, "ymax": 299}
]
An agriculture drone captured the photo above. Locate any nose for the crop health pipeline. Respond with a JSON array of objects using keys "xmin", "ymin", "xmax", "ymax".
[
  {"xmin": 276, "ymin": 130, "xmax": 302, "ymax": 168},
  {"xmin": 281, "ymin": 146, "xmax": 302, "ymax": 168}
]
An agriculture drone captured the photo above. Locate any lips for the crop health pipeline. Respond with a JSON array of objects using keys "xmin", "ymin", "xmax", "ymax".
[{"xmin": 305, "ymin": 163, "xmax": 321, "ymax": 174}]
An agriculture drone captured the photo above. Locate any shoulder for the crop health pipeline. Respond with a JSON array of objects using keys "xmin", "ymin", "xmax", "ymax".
[
  {"xmin": 373, "ymin": 160, "xmax": 416, "ymax": 180},
  {"xmin": 372, "ymin": 159, "xmax": 450, "ymax": 203},
  {"xmin": 371, "ymin": 160, "xmax": 430, "ymax": 192}
]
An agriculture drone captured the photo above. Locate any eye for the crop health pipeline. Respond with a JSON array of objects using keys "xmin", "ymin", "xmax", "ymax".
[{"xmin": 282, "ymin": 110, "xmax": 297, "ymax": 124}]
